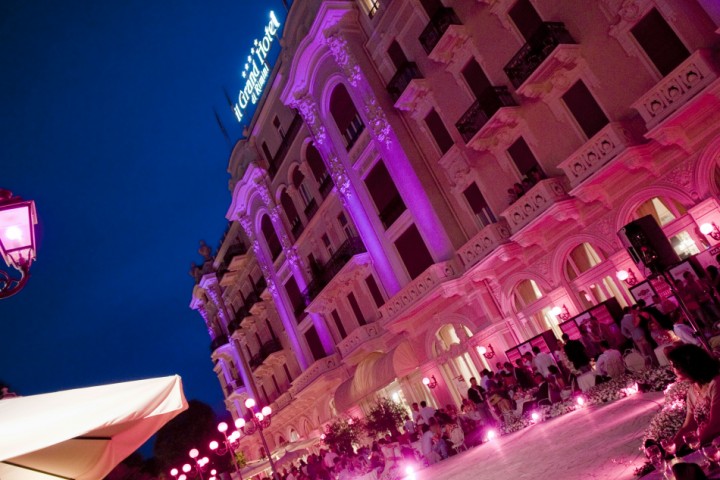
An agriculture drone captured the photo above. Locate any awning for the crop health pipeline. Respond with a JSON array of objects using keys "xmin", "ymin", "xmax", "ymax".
[
  {"xmin": 334, "ymin": 342, "xmax": 418, "ymax": 412},
  {"xmin": 0, "ymin": 376, "xmax": 188, "ymax": 480}
]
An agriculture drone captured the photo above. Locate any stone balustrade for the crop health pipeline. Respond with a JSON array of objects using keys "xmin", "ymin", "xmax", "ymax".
[
  {"xmin": 379, "ymin": 260, "xmax": 461, "ymax": 322},
  {"xmin": 559, "ymin": 122, "xmax": 636, "ymax": 188},
  {"xmin": 500, "ymin": 177, "xmax": 569, "ymax": 233},
  {"xmin": 457, "ymin": 221, "xmax": 511, "ymax": 268},
  {"xmin": 632, "ymin": 49, "xmax": 719, "ymax": 130},
  {"xmin": 288, "ymin": 353, "xmax": 340, "ymax": 396},
  {"xmin": 337, "ymin": 323, "xmax": 383, "ymax": 358}
]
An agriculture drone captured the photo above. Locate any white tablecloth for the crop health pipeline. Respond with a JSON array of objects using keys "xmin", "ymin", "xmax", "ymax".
[
  {"xmin": 655, "ymin": 344, "xmax": 672, "ymax": 366},
  {"xmin": 577, "ymin": 372, "xmax": 596, "ymax": 392}
]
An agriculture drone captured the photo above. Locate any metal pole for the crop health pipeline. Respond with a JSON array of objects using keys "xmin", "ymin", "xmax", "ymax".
[{"xmin": 256, "ymin": 425, "xmax": 279, "ymax": 480}]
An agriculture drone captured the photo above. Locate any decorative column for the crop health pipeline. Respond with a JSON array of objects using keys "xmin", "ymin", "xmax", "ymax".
[
  {"xmin": 197, "ymin": 303, "xmax": 216, "ymax": 340},
  {"xmin": 323, "ymin": 29, "xmax": 456, "ymax": 261},
  {"xmin": 239, "ymin": 214, "xmax": 311, "ymax": 370},
  {"xmin": 290, "ymin": 93, "xmax": 402, "ymax": 296}
]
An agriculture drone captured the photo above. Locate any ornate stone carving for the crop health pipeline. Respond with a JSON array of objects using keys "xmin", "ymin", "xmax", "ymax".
[
  {"xmin": 291, "ymin": 94, "xmax": 328, "ymax": 145},
  {"xmin": 363, "ymin": 98, "xmax": 393, "ymax": 147},
  {"xmin": 197, "ymin": 304, "xmax": 215, "ymax": 339},
  {"xmin": 238, "ymin": 215, "xmax": 255, "ymax": 242},
  {"xmin": 324, "ymin": 32, "xmax": 361, "ymax": 87}
]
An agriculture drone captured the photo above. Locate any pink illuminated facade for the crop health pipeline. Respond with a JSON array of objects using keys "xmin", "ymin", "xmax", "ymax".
[{"xmin": 191, "ymin": 0, "xmax": 720, "ymax": 460}]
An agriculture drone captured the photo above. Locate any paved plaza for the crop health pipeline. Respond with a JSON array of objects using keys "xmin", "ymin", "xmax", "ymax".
[{"xmin": 413, "ymin": 393, "xmax": 664, "ymax": 480}]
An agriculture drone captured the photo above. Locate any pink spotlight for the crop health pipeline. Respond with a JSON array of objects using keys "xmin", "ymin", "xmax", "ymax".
[
  {"xmin": 218, "ymin": 422, "xmax": 228, "ymax": 433},
  {"xmin": 477, "ymin": 346, "xmax": 487, "ymax": 355},
  {"xmin": 245, "ymin": 398, "xmax": 256, "ymax": 409},
  {"xmin": 576, "ymin": 396, "xmax": 585, "ymax": 406},
  {"xmin": 182, "ymin": 464, "xmax": 191, "ymax": 473},
  {"xmin": 422, "ymin": 377, "xmax": 430, "ymax": 386},
  {"xmin": 486, "ymin": 429, "xmax": 498, "ymax": 441},
  {"xmin": 255, "ymin": 413, "xmax": 264, "ymax": 422},
  {"xmin": 531, "ymin": 412, "xmax": 540, "ymax": 421},
  {"xmin": 178, "ymin": 475, "xmax": 187, "ymax": 480}
]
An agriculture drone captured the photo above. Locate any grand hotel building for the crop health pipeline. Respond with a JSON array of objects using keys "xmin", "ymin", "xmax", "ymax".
[{"xmin": 190, "ymin": 0, "xmax": 720, "ymax": 459}]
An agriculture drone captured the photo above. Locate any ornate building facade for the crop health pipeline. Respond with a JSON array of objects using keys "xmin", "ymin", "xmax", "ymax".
[{"xmin": 190, "ymin": 0, "xmax": 720, "ymax": 460}]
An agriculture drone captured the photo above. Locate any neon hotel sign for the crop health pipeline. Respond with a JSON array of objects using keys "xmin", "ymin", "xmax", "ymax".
[{"xmin": 233, "ymin": 11, "xmax": 281, "ymax": 123}]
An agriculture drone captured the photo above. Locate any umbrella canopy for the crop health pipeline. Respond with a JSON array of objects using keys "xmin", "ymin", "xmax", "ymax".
[{"xmin": 0, "ymin": 375, "xmax": 188, "ymax": 480}]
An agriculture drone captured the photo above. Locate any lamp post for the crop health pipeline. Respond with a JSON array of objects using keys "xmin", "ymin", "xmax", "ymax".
[
  {"xmin": 170, "ymin": 450, "xmax": 209, "ymax": 480},
  {"xmin": 477, "ymin": 344, "xmax": 495, "ymax": 359},
  {"xmin": 236, "ymin": 398, "xmax": 278, "ymax": 480},
  {"xmin": 210, "ymin": 421, "xmax": 244, "ymax": 480},
  {"xmin": 0, "ymin": 189, "xmax": 37, "ymax": 298}
]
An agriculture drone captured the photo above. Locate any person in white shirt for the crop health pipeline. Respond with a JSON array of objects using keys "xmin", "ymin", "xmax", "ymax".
[
  {"xmin": 595, "ymin": 341, "xmax": 625, "ymax": 378},
  {"xmin": 532, "ymin": 346, "xmax": 556, "ymax": 377},
  {"xmin": 674, "ymin": 317, "xmax": 701, "ymax": 346},
  {"xmin": 323, "ymin": 448, "xmax": 338, "ymax": 469},
  {"xmin": 419, "ymin": 400, "xmax": 436, "ymax": 425},
  {"xmin": 411, "ymin": 402, "xmax": 424, "ymax": 426},
  {"xmin": 403, "ymin": 415, "xmax": 416, "ymax": 436}
]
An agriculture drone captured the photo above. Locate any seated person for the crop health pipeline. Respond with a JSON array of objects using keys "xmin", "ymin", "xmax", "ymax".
[
  {"xmin": 595, "ymin": 341, "xmax": 625, "ymax": 379},
  {"xmin": 546, "ymin": 365, "xmax": 567, "ymax": 390},
  {"xmin": 420, "ymin": 421, "xmax": 448, "ymax": 464},
  {"xmin": 534, "ymin": 372, "xmax": 561, "ymax": 405}
]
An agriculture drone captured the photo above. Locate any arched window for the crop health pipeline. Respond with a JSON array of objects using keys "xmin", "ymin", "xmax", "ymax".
[
  {"xmin": 330, "ymin": 84, "xmax": 365, "ymax": 150},
  {"xmin": 633, "ymin": 196, "xmax": 687, "ymax": 226},
  {"xmin": 261, "ymin": 214, "xmax": 282, "ymax": 261},
  {"xmin": 280, "ymin": 189, "xmax": 301, "ymax": 233},
  {"xmin": 513, "ymin": 279, "xmax": 543, "ymax": 311},
  {"xmin": 292, "ymin": 169, "xmax": 313, "ymax": 207},
  {"xmin": 564, "ymin": 243, "xmax": 603, "ymax": 280}
]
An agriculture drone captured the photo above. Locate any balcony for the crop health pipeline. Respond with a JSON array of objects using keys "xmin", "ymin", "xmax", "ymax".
[
  {"xmin": 337, "ymin": 323, "xmax": 384, "ymax": 359},
  {"xmin": 457, "ymin": 221, "xmax": 512, "ymax": 269},
  {"xmin": 379, "ymin": 259, "xmax": 461, "ymax": 323},
  {"xmin": 504, "ymin": 22, "xmax": 577, "ymax": 92},
  {"xmin": 302, "ymin": 237, "xmax": 366, "ymax": 303},
  {"xmin": 559, "ymin": 122, "xmax": 637, "ymax": 188},
  {"xmin": 289, "ymin": 353, "xmax": 341, "ymax": 396},
  {"xmin": 303, "ymin": 198, "xmax": 319, "ymax": 221},
  {"xmin": 249, "ymin": 338, "xmax": 283, "ymax": 370},
  {"xmin": 419, "ymin": 7, "xmax": 462, "ymax": 55},
  {"xmin": 228, "ymin": 306, "xmax": 250, "ymax": 334},
  {"xmin": 268, "ymin": 113, "xmax": 303, "ymax": 179},
  {"xmin": 210, "ymin": 334, "xmax": 229, "ymax": 353},
  {"xmin": 456, "ymin": 87, "xmax": 518, "ymax": 143},
  {"xmin": 499, "ymin": 177, "xmax": 569, "ymax": 233},
  {"xmin": 244, "ymin": 291, "xmax": 260, "ymax": 310},
  {"xmin": 217, "ymin": 242, "xmax": 248, "ymax": 285},
  {"xmin": 632, "ymin": 49, "xmax": 720, "ymax": 130},
  {"xmin": 387, "ymin": 62, "xmax": 423, "ymax": 102}
]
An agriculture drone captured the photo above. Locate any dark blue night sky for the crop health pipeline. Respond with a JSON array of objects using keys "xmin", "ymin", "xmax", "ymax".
[{"xmin": 1, "ymin": 0, "xmax": 287, "ymax": 415}]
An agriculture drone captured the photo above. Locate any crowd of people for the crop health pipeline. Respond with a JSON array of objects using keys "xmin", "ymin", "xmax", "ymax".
[{"xmin": 505, "ymin": 168, "xmax": 545, "ymax": 206}]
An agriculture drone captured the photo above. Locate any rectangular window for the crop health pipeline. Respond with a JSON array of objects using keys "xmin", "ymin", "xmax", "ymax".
[
  {"xmin": 507, "ymin": 137, "xmax": 543, "ymax": 179},
  {"xmin": 419, "ymin": 0, "xmax": 443, "ymax": 17},
  {"xmin": 347, "ymin": 292, "xmax": 367, "ymax": 326},
  {"xmin": 561, "ymin": 80, "xmax": 609, "ymax": 138},
  {"xmin": 394, "ymin": 224, "xmax": 434, "ymax": 279},
  {"xmin": 284, "ymin": 277, "xmax": 306, "ymax": 321},
  {"xmin": 261, "ymin": 141, "xmax": 274, "ymax": 166},
  {"xmin": 631, "ymin": 8, "xmax": 689, "ymax": 76},
  {"xmin": 331, "ymin": 309, "xmax": 348, "ymax": 339},
  {"xmin": 283, "ymin": 364, "xmax": 293, "ymax": 382},
  {"xmin": 365, "ymin": 275, "xmax": 385, "ymax": 308},
  {"xmin": 265, "ymin": 319, "xmax": 276, "ymax": 340},
  {"xmin": 304, "ymin": 326, "xmax": 327, "ymax": 362},
  {"xmin": 338, "ymin": 212, "xmax": 354, "ymax": 239},
  {"xmin": 321, "ymin": 233, "xmax": 334, "ymax": 256},
  {"xmin": 273, "ymin": 116, "xmax": 285, "ymax": 139},
  {"xmin": 509, "ymin": 0, "xmax": 543, "ymax": 41},
  {"xmin": 365, "ymin": 161, "xmax": 407, "ymax": 229},
  {"xmin": 424, "ymin": 109, "xmax": 454, "ymax": 154},
  {"xmin": 463, "ymin": 183, "xmax": 496, "ymax": 227},
  {"xmin": 387, "ymin": 40, "xmax": 408, "ymax": 70},
  {"xmin": 271, "ymin": 374, "xmax": 280, "ymax": 394},
  {"xmin": 461, "ymin": 58, "xmax": 491, "ymax": 100}
]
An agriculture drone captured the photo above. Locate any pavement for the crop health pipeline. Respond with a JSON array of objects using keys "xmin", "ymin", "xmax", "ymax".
[{"xmin": 410, "ymin": 392, "xmax": 664, "ymax": 480}]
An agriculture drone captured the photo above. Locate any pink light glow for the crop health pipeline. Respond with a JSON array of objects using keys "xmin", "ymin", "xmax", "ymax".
[
  {"xmin": 209, "ymin": 440, "xmax": 219, "ymax": 450},
  {"xmin": 178, "ymin": 475, "xmax": 187, "ymax": 480},
  {"xmin": 211, "ymin": 469, "xmax": 217, "ymax": 475},
  {"xmin": 422, "ymin": 377, "xmax": 430, "ymax": 386},
  {"xmin": 245, "ymin": 398, "xmax": 256, "ymax": 409},
  {"xmin": 261, "ymin": 405, "xmax": 272, "ymax": 416},
  {"xmin": 531, "ymin": 412, "xmax": 540, "ymax": 421},
  {"xmin": 235, "ymin": 418, "xmax": 246, "ymax": 429},
  {"xmin": 320, "ymin": 433, "xmax": 326, "ymax": 440},
  {"xmin": 218, "ymin": 422, "xmax": 228, "ymax": 433},
  {"xmin": 550, "ymin": 306, "xmax": 562, "ymax": 316},
  {"xmin": 576, "ymin": 396, "xmax": 585, "ymax": 406},
  {"xmin": 189, "ymin": 448, "xmax": 199, "ymax": 459},
  {"xmin": 477, "ymin": 346, "xmax": 487, "ymax": 355},
  {"xmin": 255, "ymin": 412, "xmax": 264, "ymax": 422},
  {"xmin": 170, "ymin": 468, "xmax": 178, "ymax": 476},
  {"xmin": 616, "ymin": 270, "xmax": 629, "ymax": 281},
  {"xmin": 701, "ymin": 223, "xmax": 714, "ymax": 235},
  {"xmin": 486, "ymin": 429, "xmax": 498, "ymax": 441},
  {"xmin": 182, "ymin": 464, "xmax": 191, "ymax": 473}
]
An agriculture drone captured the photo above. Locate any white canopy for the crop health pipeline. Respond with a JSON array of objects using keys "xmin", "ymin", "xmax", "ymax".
[{"xmin": 0, "ymin": 375, "xmax": 188, "ymax": 480}]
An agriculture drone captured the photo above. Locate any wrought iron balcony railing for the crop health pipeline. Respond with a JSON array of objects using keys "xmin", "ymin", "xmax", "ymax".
[
  {"xmin": 302, "ymin": 237, "xmax": 366, "ymax": 303},
  {"xmin": 504, "ymin": 22, "xmax": 575, "ymax": 88},
  {"xmin": 387, "ymin": 62, "xmax": 423, "ymax": 102},
  {"xmin": 419, "ymin": 7, "xmax": 462, "ymax": 55},
  {"xmin": 249, "ymin": 338, "xmax": 283, "ymax": 369},
  {"xmin": 456, "ymin": 86, "xmax": 517, "ymax": 143},
  {"xmin": 304, "ymin": 198, "xmax": 319, "ymax": 221}
]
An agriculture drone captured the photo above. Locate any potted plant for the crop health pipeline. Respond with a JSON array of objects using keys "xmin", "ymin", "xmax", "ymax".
[{"xmin": 364, "ymin": 398, "xmax": 406, "ymax": 439}]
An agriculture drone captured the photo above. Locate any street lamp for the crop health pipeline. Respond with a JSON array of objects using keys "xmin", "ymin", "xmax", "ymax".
[
  {"xmin": 170, "ymin": 450, "xmax": 209, "ymax": 480},
  {"xmin": 477, "ymin": 344, "xmax": 495, "ymax": 359},
  {"xmin": 616, "ymin": 269, "xmax": 638, "ymax": 286},
  {"xmin": 237, "ymin": 397, "xmax": 278, "ymax": 479},
  {"xmin": 551, "ymin": 305, "xmax": 571, "ymax": 321},
  {"xmin": 422, "ymin": 376, "xmax": 438, "ymax": 389},
  {"xmin": 210, "ymin": 422, "xmax": 244, "ymax": 479},
  {"xmin": 0, "ymin": 189, "xmax": 37, "ymax": 298}
]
